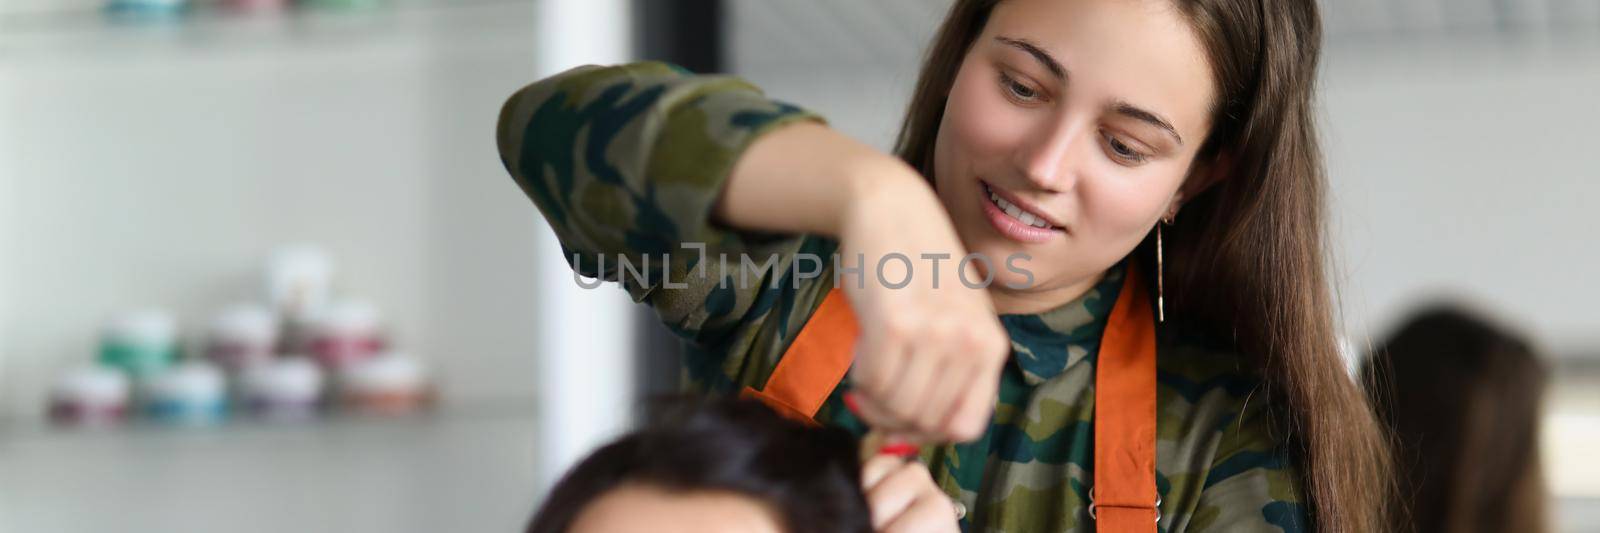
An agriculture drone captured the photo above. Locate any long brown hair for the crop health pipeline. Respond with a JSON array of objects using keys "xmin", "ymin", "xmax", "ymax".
[
  {"xmin": 1361, "ymin": 306, "xmax": 1550, "ymax": 533},
  {"xmin": 893, "ymin": 0, "xmax": 1392, "ymax": 531}
]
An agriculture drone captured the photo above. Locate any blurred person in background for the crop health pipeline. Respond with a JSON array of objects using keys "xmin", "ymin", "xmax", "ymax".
[
  {"xmin": 1362, "ymin": 306, "xmax": 1551, "ymax": 533},
  {"xmin": 524, "ymin": 397, "xmax": 957, "ymax": 533},
  {"xmin": 498, "ymin": 0, "xmax": 1390, "ymax": 529}
]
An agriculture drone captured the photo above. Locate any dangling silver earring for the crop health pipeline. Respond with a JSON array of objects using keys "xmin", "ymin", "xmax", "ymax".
[
  {"xmin": 1156, "ymin": 221, "xmax": 1165, "ymax": 323},
  {"xmin": 1158, "ymin": 197, "xmax": 1180, "ymax": 324}
]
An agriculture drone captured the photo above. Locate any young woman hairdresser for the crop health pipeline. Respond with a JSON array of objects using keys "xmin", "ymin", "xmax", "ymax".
[{"xmin": 497, "ymin": 0, "xmax": 1391, "ymax": 530}]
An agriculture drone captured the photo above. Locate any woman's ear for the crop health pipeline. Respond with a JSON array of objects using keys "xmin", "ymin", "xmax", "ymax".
[{"xmin": 1178, "ymin": 151, "xmax": 1235, "ymax": 205}]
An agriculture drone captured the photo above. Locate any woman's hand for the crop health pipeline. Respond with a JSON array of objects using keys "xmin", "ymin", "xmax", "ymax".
[
  {"xmin": 718, "ymin": 121, "xmax": 1008, "ymax": 443},
  {"xmin": 862, "ymin": 455, "xmax": 962, "ymax": 533},
  {"xmin": 838, "ymin": 162, "xmax": 1011, "ymax": 444}
]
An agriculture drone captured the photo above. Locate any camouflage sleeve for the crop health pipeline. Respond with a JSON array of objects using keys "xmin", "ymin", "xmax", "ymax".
[
  {"xmin": 495, "ymin": 61, "xmax": 835, "ymax": 388},
  {"xmin": 1186, "ymin": 391, "xmax": 1311, "ymax": 533}
]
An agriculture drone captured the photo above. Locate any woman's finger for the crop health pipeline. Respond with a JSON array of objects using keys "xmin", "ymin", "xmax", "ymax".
[
  {"xmin": 850, "ymin": 381, "xmax": 911, "ymax": 433},
  {"xmin": 882, "ymin": 344, "xmax": 942, "ymax": 424},
  {"xmin": 850, "ymin": 334, "xmax": 907, "ymax": 411},
  {"xmin": 913, "ymin": 355, "xmax": 967, "ymax": 436},
  {"xmin": 860, "ymin": 454, "xmax": 904, "ymax": 490},
  {"xmin": 940, "ymin": 361, "xmax": 999, "ymax": 442},
  {"xmin": 881, "ymin": 492, "xmax": 961, "ymax": 533},
  {"xmin": 865, "ymin": 460, "xmax": 939, "ymax": 530}
]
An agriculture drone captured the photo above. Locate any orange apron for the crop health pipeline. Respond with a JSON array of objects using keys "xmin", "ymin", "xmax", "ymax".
[{"xmin": 742, "ymin": 264, "xmax": 1160, "ymax": 531}]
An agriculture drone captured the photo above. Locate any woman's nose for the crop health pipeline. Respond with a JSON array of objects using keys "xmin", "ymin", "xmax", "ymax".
[{"xmin": 1013, "ymin": 117, "xmax": 1088, "ymax": 192}]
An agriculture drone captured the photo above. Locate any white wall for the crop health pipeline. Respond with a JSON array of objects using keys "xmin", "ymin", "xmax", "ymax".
[{"xmin": 1320, "ymin": 38, "xmax": 1600, "ymax": 357}]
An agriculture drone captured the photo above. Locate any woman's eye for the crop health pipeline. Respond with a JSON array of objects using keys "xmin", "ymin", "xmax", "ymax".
[
  {"xmin": 999, "ymin": 73, "xmax": 1040, "ymax": 103},
  {"xmin": 1103, "ymin": 133, "xmax": 1149, "ymax": 164}
]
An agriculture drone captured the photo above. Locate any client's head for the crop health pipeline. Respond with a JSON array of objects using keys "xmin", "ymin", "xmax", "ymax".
[
  {"xmin": 1361, "ymin": 305, "xmax": 1550, "ymax": 533},
  {"xmin": 525, "ymin": 397, "xmax": 872, "ymax": 533}
]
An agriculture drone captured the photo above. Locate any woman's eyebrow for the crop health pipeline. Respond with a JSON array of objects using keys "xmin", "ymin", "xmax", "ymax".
[
  {"xmin": 994, "ymin": 36, "xmax": 1065, "ymax": 82},
  {"xmin": 1111, "ymin": 101, "xmax": 1184, "ymax": 146},
  {"xmin": 996, "ymin": 35, "xmax": 1183, "ymax": 146}
]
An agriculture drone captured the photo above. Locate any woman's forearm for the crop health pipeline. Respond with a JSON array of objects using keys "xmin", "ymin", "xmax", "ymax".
[{"xmin": 715, "ymin": 121, "xmax": 925, "ymax": 238}]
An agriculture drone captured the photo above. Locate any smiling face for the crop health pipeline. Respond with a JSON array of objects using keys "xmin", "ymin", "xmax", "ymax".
[{"xmin": 931, "ymin": 0, "xmax": 1217, "ymax": 313}]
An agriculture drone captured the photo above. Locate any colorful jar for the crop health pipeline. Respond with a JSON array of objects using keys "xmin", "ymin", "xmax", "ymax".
[
  {"xmin": 98, "ymin": 310, "xmax": 179, "ymax": 379},
  {"xmin": 142, "ymin": 361, "xmax": 228, "ymax": 426},
  {"xmin": 105, "ymin": 0, "xmax": 189, "ymax": 15},
  {"xmin": 339, "ymin": 352, "xmax": 430, "ymax": 415},
  {"xmin": 266, "ymin": 245, "xmax": 333, "ymax": 354},
  {"xmin": 204, "ymin": 303, "xmax": 279, "ymax": 372},
  {"xmin": 301, "ymin": 0, "xmax": 381, "ymax": 10},
  {"xmin": 308, "ymin": 300, "xmax": 384, "ymax": 371},
  {"xmin": 240, "ymin": 357, "xmax": 324, "ymax": 421},
  {"xmin": 48, "ymin": 366, "xmax": 131, "ymax": 427},
  {"xmin": 225, "ymin": 0, "xmax": 289, "ymax": 11},
  {"xmin": 266, "ymin": 245, "xmax": 333, "ymax": 321}
]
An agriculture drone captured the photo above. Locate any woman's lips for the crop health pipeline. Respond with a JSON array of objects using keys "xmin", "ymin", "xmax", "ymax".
[{"xmin": 977, "ymin": 180, "xmax": 1063, "ymax": 244}]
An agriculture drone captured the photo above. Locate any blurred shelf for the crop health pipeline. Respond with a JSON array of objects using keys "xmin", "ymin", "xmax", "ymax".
[
  {"xmin": 0, "ymin": 404, "xmax": 543, "ymax": 533},
  {"xmin": 0, "ymin": 0, "xmax": 535, "ymax": 61}
]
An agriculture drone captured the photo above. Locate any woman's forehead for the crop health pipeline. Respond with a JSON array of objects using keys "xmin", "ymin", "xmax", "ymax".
[
  {"xmin": 568, "ymin": 484, "xmax": 786, "ymax": 533},
  {"xmin": 982, "ymin": 0, "xmax": 1217, "ymax": 140}
]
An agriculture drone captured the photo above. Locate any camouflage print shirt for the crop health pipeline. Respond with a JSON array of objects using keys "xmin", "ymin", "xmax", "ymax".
[{"xmin": 496, "ymin": 61, "xmax": 1309, "ymax": 533}]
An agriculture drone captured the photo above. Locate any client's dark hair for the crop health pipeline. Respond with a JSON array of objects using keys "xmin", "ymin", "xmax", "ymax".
[
  {"xmin": 1360, "ymin": 305, "xmax": 1549, "ymax": 533},
  {"xmin": 525, "ymin": 396, "xmax": 872, "ymax": 533}
]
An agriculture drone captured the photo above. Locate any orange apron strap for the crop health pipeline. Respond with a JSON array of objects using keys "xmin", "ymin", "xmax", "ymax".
[
  {"xmin": 746, "ymin": 264, "xmax": 1158, "ymax": 531},
  {"xmin": 1091, "ymin": 263, "xmax": 1160, "ymax": 531},
  {"xmin": 741, "ymin": 287, "xmax": 860, "ymax": 425}
]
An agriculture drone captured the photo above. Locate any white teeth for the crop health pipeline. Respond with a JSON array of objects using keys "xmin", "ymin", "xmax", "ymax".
[{"xmin": 985, "ymin": 185, "xmax": 1053, "ymax": 229}]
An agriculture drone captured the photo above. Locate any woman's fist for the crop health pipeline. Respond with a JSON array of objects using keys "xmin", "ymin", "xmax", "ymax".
[{"xmin": 838, "ymin": 167, "xmax": 1011, "ymax": 443}]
